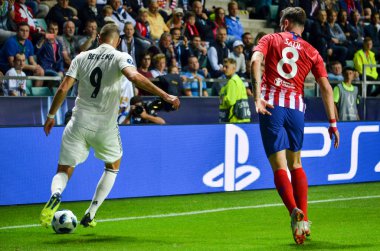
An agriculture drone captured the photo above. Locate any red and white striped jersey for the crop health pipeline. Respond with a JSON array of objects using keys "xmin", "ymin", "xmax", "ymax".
[{"xmin": 254, "ymin": 32, "xmax": 327, "ymax": 112}]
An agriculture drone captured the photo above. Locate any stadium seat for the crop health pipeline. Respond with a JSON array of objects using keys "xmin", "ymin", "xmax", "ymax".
[
  {"xmin": 34, "ymin": 18, "xmax": 47, "ymax": 31},
  {"xmin": 269, "ymin": 5, "xmax": 279, "ymax": 22},
  {"xmin": 26, "ymin": 80, "xmax": 32, "ymax": 96},
  {"xmin": 31, "ymin": 87, "xmax": 53, "ymax": 96}
]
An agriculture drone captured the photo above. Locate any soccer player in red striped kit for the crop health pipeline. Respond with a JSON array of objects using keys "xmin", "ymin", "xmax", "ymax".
[{"xmin": 251, "ymin": 7, "xmax": 340, "ymax": 244}]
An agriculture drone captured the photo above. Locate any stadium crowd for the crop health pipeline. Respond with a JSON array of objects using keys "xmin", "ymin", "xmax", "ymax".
[{"xmin": 0, "ymin": 0, "xmax": 379, "ymax": 98}]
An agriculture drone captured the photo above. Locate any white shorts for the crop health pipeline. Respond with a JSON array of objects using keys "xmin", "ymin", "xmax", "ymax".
[{"xmin": 59, "ymin": 120, "xmax": 123, "ymax": 167}]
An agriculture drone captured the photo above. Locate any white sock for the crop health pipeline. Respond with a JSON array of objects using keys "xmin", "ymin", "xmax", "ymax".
[
  {"xmin": 86, "ymin": 168, "xmax": 118, "ymax": 219},
  {"xmin": 51, "ymin": 172, "xmax": 69, "ymax": 195}
]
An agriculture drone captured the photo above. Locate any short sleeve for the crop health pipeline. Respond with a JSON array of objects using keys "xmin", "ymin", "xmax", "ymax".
[
  {"xmin": 119, "ymin": 52, "xmax": 136, "ymax": 70},
  {"xmin": 66, "ymin": 56, "xmax": 79, "ymax": 79},
  {"xmin": 311, "ymin": 54, "xmax": 328, "ymax": 79},
  {"xmin": 253, "ymin": 34, "xmax": 271, "ymax": 57}
]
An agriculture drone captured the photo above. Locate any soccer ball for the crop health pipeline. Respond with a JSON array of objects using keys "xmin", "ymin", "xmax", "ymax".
[{"xmin": 52, "ymin": 210, "xmax": 77, "ymax": 234}]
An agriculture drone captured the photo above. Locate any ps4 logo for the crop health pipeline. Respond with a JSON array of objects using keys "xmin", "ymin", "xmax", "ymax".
[{"xmin": 203, "ymin": 124, "xmax": 260, "ymax": 191}]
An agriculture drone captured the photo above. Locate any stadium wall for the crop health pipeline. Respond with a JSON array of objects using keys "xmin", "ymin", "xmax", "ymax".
[
  {"xmin": 1, "ymin": 97, "xmax": 380, "ymax": 126},
  {"xmin": 0, "ymin": 122, "xmax": 379, "ymax": 205}
]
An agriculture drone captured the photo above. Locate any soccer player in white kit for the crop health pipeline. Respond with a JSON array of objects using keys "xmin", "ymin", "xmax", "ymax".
[{"xmin": 40, "ymin": 23, "xmax": 180, "ymax": 228}]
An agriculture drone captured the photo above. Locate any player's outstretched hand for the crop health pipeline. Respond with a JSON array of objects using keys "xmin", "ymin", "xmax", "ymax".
[
  {"xmin": 163, "ymin": 94, "xmax": 180, "ymax": 110},
  {"xmin": 44, "ymin": 117, "xmax": 55, "ymax": 136},
  {"xmin": 328, "ymin": 127, "xmax": 340, "ymax": 148},
  {"xmin": 255, "ymin": 99, "xmax": 274, "ymax": 115}
]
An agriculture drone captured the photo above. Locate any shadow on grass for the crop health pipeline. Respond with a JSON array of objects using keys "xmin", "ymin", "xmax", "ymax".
[
  {"xmin": 284, "ymin": 240, "xmax": 376, "ymax": 250},
  {"xmin": 43, "ymin": 233, "xmax": 174, "ymax": 246}
]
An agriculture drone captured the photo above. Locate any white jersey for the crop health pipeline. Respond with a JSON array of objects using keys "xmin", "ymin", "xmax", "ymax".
[
  {"xmin": 66, "ymin": 43, "xmax": 135, "ymax": 130},
  {"xmin": 5, "ymin": 68, "xmax": 26, "ymax": 94}
]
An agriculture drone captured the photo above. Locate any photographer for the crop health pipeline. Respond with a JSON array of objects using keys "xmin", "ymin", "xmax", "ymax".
[{"xmin": 124, "ymin": 96, "xmax": 166, "ymax": 125}]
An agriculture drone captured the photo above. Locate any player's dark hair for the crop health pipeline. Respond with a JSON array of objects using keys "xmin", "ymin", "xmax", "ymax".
[{"xmin": 280, "ymin": 7, "xmax": 306, "ymax": 27}]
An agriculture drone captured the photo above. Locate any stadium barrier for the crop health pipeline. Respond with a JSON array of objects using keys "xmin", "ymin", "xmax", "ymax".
[
  {"xmin": 1, "ymin": 96, "xmax": 380, "ymax": 126},
  {"xmin": 0, "ymin": 122, "xmax": 379, "ymax": 205}
]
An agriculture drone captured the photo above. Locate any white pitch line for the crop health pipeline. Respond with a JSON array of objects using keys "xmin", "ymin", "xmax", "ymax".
[{"xmin": 1, "ymin": 194, "xmax": 379, "ymax": 230}]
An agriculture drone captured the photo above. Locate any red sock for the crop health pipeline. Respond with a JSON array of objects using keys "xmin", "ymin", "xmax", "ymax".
[
  {"xmin": 274, "ymin": 169, "xmax": 297, "ymax": 215},
  {"xmin": 291, "ymin": 168, "xmax": 308, "ymax": 221}
]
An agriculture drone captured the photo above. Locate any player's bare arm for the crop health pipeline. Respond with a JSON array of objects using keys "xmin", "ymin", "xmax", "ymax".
[
  {"xmin": 122, "ymin": 66, "xmax": 180, "ymax": 110},
  {"xmin": 317, "ymin": 77, "xmax": 340, "ymax": 148},
  {"xmin": 44, "ymin": 76, "xmax": 77, "ymax": 136},
  {"xmin": 250, "ymin": 51, "xmax": 273, "ymax": 115}
]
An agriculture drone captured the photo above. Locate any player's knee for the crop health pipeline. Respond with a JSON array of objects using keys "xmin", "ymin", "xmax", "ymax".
[
  {"xmin": 57, "ymin": 165, "xmax": 74, "ymax": 178},
  {"xmin": 105, "ymin": 159, "xmax": 121, "ymax": 171}
]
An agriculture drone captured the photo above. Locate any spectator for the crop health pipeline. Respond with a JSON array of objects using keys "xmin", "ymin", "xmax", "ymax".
[
  {"xmin": 78, "ymin": 19, "xmax": 98, "ymax": 52},
  {"xmin": 157, "ymin": 32, "xmax": 176, "ymax": 67},
  {"xmin": 102, "ymin": 4, "xmax": 114, "ymax": 22},
  {"xmin": 207, "ymin": 27, "xmax": 229, "ymax": 78},
  {"xmin": 136, "ymin": 52, "xmax": 153, "ymax": 96},
  {"xmin": 219, "ymin": 58, "xmax": 250, "ymax": 123},
  {"xmin": 310, "ymin": 9, "xmax": 347, "ymax": 66},
  {"xmin": 119, "ymin": 22, "xmax": 151, "ymax": 68},
  {"xmin": 0, "ymin": 0, "xmax": 16, "ymax": 44},
  {"xmin": 36, "ymin": 21, "xmax": 64, "ymax": 85},
  {"xmin": 46, "ymin": 0, "xmax": 81, "ymax": 34},
  {"xmin": 138, "ymin": 52, "xmax": 153, "ymax": 79},
  {"xmin": 150, "ymin": 53, "xmax": 167, "ymax": 77},
  {"xmin": 121, "ymin": 0, "xmax": 146, "ymax": 19},
  {"xmin": 363, "ymin": 0, "xmax": 379, "ymax": 14},
  {"xmin": 193, "ymin": 0, "xmax": 214, "ymax": 42},
  {"xmin": 337, "ymin": 9, "xmax": 358, "ymax": 48},
  {"xmin": 0, "ymin": 23, "xmax": 44, "ymax": 86},
  {"xmin": 212, "ymin": 7, "xmax": 226, "ymax": 40},
  {"xmin": 135, "ymin": 7, "xmax": 151, "ymax": 39},
  {"xmin": 3, "ymin": 52, "xmax": 27, "ymax": 96},
  {"xmin": 166, "ymin": 8, "xmax": 184, "ymax": 29},
  {"xmin": 170, "ymin": 27, "xmax": 189, "ymax": 70},
  {"xmin": 56, "ymin": 20, "xmax": 79, "ymax": 69},
  {"xmin": 353, "ymin": 37, "xmax": 379, "ymax": 96},
  {"xmin": 181, "ymin": 55, "xmax": 208, "ymax": 96},
  {"xmin": 183, "ymin": 11, "xmax": 199, "ymax": 40},
  {"xmin": 79, "ymin": 0, "xmax": 104, "ymax": 29},
  {"xmin": 13, "ymin": 0, "xmax": 45, "ymax": 36},
  {"xmin": 349, "ymin": 9, "xmax": 365, "ymax": 49},
  {"xmin": 109, "ymin": 0, "xmax": 136, "ymax": 35},
  {"xmin": 225, "ymin": 1, "xmax": 244, "ymax": 42},
  {"xmin": 328, "ymin": 61, "xmax": 344, "ymax": 81},
  {"xmin": 363, "ymin": 12, "xmax": 380, "ymax": 57},
  {"xmin": 327, "ymin": 9, "xmax": 350, "ymax": 62},
  {"xmin": 137, "ymin": 52, "xmax": 154, "ymax": 95},
  {"xmin": 147, "ymin": 0, "xmax": 169, "ymax": 40},
  {"xmin": 363, "ymin": 7, "xmax": 372, "ymax": 24},
  {"xmin": 334, "ymin": 66, "xmax": 360, "ymax": 121},
  {"xmin": 186, "ymin": 35, "xmax": 208, "ymax": 74},
  {"xmin": 230, "ymin": 40, "xmax": 246, "ymax": 77},
  {"xmin": 242, "ymin": 32, "xmax": 254, "ymax": 60}
]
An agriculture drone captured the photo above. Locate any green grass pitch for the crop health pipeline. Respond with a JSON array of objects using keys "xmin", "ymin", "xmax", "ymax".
[{"xmin": 0, "ymin": 182, "xmax": 379, "ymax": 250}]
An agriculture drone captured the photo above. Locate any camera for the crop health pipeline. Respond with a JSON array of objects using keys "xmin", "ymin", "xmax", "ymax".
[
  {"xmin": 132, "ymin": 98, "xmax": 163, "ymax": 117},
  {"xmin": 131, "ymin": 97, "xmax": 175, "ymax": 117}
]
